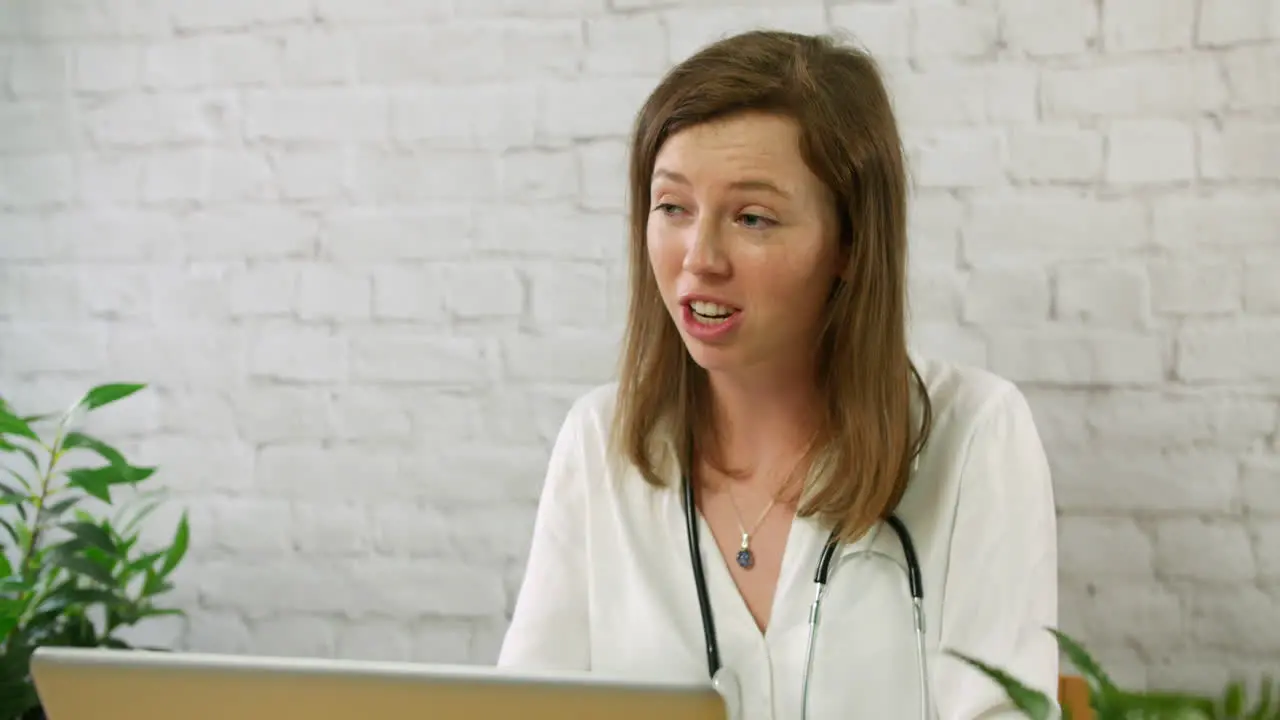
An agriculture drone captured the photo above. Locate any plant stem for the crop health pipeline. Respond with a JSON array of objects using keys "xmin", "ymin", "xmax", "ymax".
[{"xmin": 2, "ymin": 425, "xmax": 65, "ymax": 649}]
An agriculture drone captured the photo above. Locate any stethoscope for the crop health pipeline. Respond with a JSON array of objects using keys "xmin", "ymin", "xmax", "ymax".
[{"xmin": 682, "ymin": 466, "xmax": 931, "ymax": 720}]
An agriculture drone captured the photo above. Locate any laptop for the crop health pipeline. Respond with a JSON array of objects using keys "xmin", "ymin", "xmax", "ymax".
[{"xmin": 30, "ymin": 646, "xmax": 729, "ymax": 720}]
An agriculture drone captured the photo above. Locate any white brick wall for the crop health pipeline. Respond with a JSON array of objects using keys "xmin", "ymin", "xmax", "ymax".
[{"xmin": 1, "ymin": 0, "xmax": 1277, "ymax": 694}]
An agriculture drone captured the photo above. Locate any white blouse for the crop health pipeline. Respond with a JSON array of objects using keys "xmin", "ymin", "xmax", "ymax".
[{"xmin": 497, "ymin": 358, "xmax": 1060, "ymax": 720}]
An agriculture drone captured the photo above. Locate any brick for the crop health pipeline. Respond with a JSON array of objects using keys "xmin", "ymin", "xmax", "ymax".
[
  {"xmin": 1106, "ymin": 120, "xmax": 1196, "ymax": 185},
  {"xmin": 475, "ymin": 207, "xmax": 624, "ymax": 259},
  {"xmin": 412, "ymin": 619, "xmax": 475, "ymax": 664},
  {"xmin": 338, "ymin": 619, "xmax": 413, "ymax": 662},
  {"xmin": 8, "ymin": 45, "xmax": 68, "ymax": 97},
  {"xmin": 72, "ymin": 44, "xmax": 140, "ymax": 92},
  {"xmin": 1058, "ymin": 517, "xmax": 1153, "ymax": 577},
  {"xmin": 526, "ymin": 261, "xmax": 610, "ymax": 328},
  {"xmin": 830, "ymin": 4, "xmax": 911, "ymax": 61},
  {"xmin": 1197, "ymin": 0, "xmax": 1280, "ymax": 45},
  {"xmin": 185, "ymin": 612, "xmax": 253, "ymax": 655},
  {"xmin": 1055, "ymin": 264, "xmax": 1150, "ymax": 327},
  {"xmin": 107, "ymin": 326, "xmax": 245, "ymax": 388},
  {"xmin": 293, "ymin": 501, "xmax": 371, "ymax": 555},
  {"xmin": 350, "ymin": 332, "xmax": 489, "ymax": 385},
  {"xmin": 908, "ymin": 268, "xmax": 962, "ymax": 323},
  {"xmin": 1052, "ymin": 451, "xmax": 1238, "ymax": 513},
  {"xmin": 314, "ymin": 0, "xmax": 451, "ymax": 22},
  {"xmin": 502, "ymin": 330, "xmax": 621, "ymax": 383},
  {"xmin": 1223, "ymin": 46, "xmax": 1280, "ymax": 109},
  {"xmin": 907, "ymin": 192, "xmax": 963, "ymax": 268},
  {"xmin": 1086, "ymin": 392, "xmax": 1276, "ymax": 451},
  {"xmin": 1244, "ymin": 260, "xmax": 1280, "ymax": 313},
  {"xmin": 323, "ymin": 209, "xmax": 472, "ymax": 261},
  {"xmin": 142, "ymin": 39, "xmax": 208, "ymax": 90},
  {"xmin": 84, "ymin": 95, "xmax": 219, "ymax": 147},
  {"xmin": 963, "ymin": 195, "xmax": 1147, "ymax": 265},
  {"xmin": 141, "ymin": 148, "xmax": 207, "ymax": 204},
  {"xmin": 353, "ymin": 27, "xmax": 502, "ymax": 84},
  {"xmin": 202, "ymin": 497, "xmax": 293, "ymax": 554},
  {"xmin": 207, "ymin": 151, "xmax": 273, "ymax": 202},
  {"xmin": 131, "ymin": 436, "xmax": 255, "ymax": 493},
  {"xmin": 907, "ymin": 129, "xmax": 1004, "ymax": 188},
  {"xmin": 273, "ymin": 147, "xmax": 346, "ymax": 201},
  {"xmin": 502, "ymin": 149, "xmax": 579, "ymax": 203},
  {"xmin": 1177, "ymin": 322, "xmax": 1280, "ymax": 382},
  {"xmin": 1008, "ymin": 126, "xmax": 1103, "ymax": 183},
  {"xmin": 443, "ymin": 262, "xmax": 523, "ymax": 319},
  {"xmin": 280, "ymin": 29, "xmax": 352, "ymax": 85},
  {"xmin": 348, "ymin": 150, "xmax": 501, "ymax": 203},
  {"xmin": 372, "ymin": 503, "xmax": 452, "ymax": 557},
  {"xmin": 1149, "ymin": 260, "xmax": 1241, "ymax": 315},
  {"xmin": 184, "ymin": 208, "xmax": 317, "ymax": 260},
  {"xmin": 912, "ymin": 2, "xmax": 999, "ymax": 61},
  {"xmin": 455, "ymin": 0, "xmax": 607, "ymax": 16},
  {"xmin": 233, "ymin": 386, "xmax": 332, "ymax": 443},
  {"xmin": 150, "ymin": 263, "xmax": 233, "ymax": 325},
  {"xmin": 0, "ymin": 322, "xmax": 105, "ymax": 374},
  {"xmin": 78, "ymin": 155, "xmax": 144, "ymax": 207},
  {"xmin": 0, "ymin": 267, "xmax": 84, "ymax": 320},
  {"xmin": 294, "ymin": 264, "xmax": 371, "ymax": 321},
  {"xmin": 1200, "ymin": 120, "xmax": 1280, "ymax": 181},
  {"xmin": 0, "ymin": 101, "xmax": 70, "ymax": 155},
  {"xmin": 908, "ymin": 323, "xmax": 988, "ymax": 369},
  {"xmin": 1102, "ymin": 0, "xmax": 1196, "ymax": 51},
  {"xmin": 405, "ymin": 446, "xmax": 550, "ymax": 503},
  {"xmin": 249, "ymin": 616, "xmax": 336, "ymax": 658},
  {"xmin": 329, "ymin": 387, "xmax": 413, "ymax": 441},
  {"xmin": 206, "ymin": 34, "xmax": 281, "ymax": 86},
  {"xmin": 585, "ymin": 14, "xmax": 667, "ymax": 76},
  {"xmin": 889, "ymin": 67, "xmax": 1038, "ymax": 126},
  {"xmin": 244, "ymin": 89, "xmax": 388, "ymax": 143},
  {"xmin": 538, "ymin": 78, "xmax": 656, "ymax": 142},
  {"xmin": 1255, "ymin": 522, "xmax": 1280, "ymax": 578},
  {"xmin": 1042, "ymin": 57, "xmax": 1226, "ymax": 118},
  {"xmin": 81, "ymin": 265, "xmax": 153, "ymax": 320},
  {"xmin": 390, "ymin": 86, "xmax": 537, "ymax": 149},
  {"xmin": 961, "ymin": 267, "xmax": 1050, "ymax": 325},
  {"xmin": 662, "ymin": 7, "xmax": 826, "ymax": 65},
  {"xmin": 48, "ymin": 210, "xmax": 179, "ymax": 261},
  {"xmin": 248, "ymin": 324, "xmax": 348, "ymax": 383},
  {"xmin": 228, "ymin": 263, "xmax": 296, "ymax": 318},
  {"xmin": 1000, "ymin": 0, "xmax": 1097, "ymax": 56},
  {"xmin": 172, "ymin": 0, "xmax": 312, "ymax": 30},
  {"xmin": 987, "ymin": 329, "xmax": 1164, "ymax": 385},
  {"xmin": 372, "ymin": 265, "xmax": 448, "ymax": 324},
  {"xmin": 1185, "ymin": 588, "xmax": 1280, "ymax": 656},
  {"xmin": 1153, "ymin": 192, "xmax": 1278, "ymax": 249},
  {"xmin": 0, "ymin": 154, "xmax": 76, "ymax": 208},
  {"xmin": 577, "ymin": 140, "xmax": 627, "ymax": 211},
  {"xmin": 1066, "ymin": 583, "xmax": 1184, "ymax": 663}
]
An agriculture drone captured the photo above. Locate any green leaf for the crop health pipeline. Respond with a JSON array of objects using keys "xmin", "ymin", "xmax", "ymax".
[
  {"xmin": 49, "ymin": 551, "xmax": 114, "ymax": 586},
  {"xmin": 947, "ymin": 650, "xmax": 1055, "ymax": 720},
  {"xmin": 0, "ymin": 406, "xmax": 38, "ymax": 441},
  {"xmin": 62, "ymin": 431, "xmax": 128, "ymax": 467},
  {"xmin": 80, "ymin": 383, "xmax": 146, "ymax": 410},
  {"xmin": 0, "ymin": 679, "xmax": 40, "ymax": 720},
  {"xmin": 65, "ymin": 464, "xmax": 156, "ymax": 503},
  {"xmin": 61, "ymin": 521, "xmax": 116, "ymax": 556},
  {"xmin": 159, "ymin": 512, "xmax": 189, "ymax": 578},
  {"xmin": 1049, "ymin": 628, "xmax": 1117, "ymax": 697}
]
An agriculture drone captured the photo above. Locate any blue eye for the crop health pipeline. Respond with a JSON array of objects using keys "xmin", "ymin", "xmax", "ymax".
[
  {"xmin": 654, "ymin": 203, "xmax": 684, "ymax": 216},
  {"xmin": 739, "ymin": 213, "xmax": 775, "ymax": 229}
]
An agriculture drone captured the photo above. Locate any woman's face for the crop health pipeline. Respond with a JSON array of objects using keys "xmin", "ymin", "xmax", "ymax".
[{"xmin": 646, "ymin": 111, "xmax": 842, "ymax": 381}]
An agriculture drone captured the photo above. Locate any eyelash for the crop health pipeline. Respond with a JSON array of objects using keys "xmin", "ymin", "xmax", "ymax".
[{"xmin": 653, "ymin": 203, "xmax": 777, "ymax": 230}]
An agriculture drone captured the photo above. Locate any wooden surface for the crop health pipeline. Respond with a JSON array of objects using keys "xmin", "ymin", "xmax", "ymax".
[{"xmin": 1059, "ymin": 675, "xmax": 1094, "ymax": 720}]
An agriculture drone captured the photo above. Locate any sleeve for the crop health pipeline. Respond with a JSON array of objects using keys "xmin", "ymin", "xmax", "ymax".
[
  {"xmin": 932, "ymin": 383, "xmax": 1060, "ymax": 719},
  {"xmin": 495, "ymin": 401, "xmax": 592, "ymax": 671}
]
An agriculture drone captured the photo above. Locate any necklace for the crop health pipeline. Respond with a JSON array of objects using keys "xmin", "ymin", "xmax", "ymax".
[{"xmin": 726, "ymin": 490, "xmax": 778, "ymax": 570}]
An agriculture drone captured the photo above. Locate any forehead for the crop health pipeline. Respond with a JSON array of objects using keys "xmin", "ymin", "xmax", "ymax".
[{"xmin": 652, "ymin": 112, "xmax": 818, "ymax": 192}]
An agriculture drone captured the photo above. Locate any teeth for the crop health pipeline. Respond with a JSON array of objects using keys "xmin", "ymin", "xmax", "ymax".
[{"xmin": 690, "ymin": 300, "xmax": 734, "ymax": 318}]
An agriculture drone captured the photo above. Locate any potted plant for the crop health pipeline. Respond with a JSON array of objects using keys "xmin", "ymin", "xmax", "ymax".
[
  {"xmin": 0, "ymin": 383, "xmax": 190, "ymax": 720},
  {"xmin": 949, "ymin": 628, "xmax": 1279, "ymax": 719}
]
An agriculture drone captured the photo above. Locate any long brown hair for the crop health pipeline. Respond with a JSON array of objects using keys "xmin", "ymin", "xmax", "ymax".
[{"xmin": 611, "ymin": 30, "xmax": 932, "ymax": 544}]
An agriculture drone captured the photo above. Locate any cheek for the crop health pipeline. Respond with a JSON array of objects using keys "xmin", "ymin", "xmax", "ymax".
[{"xmin": 645, "ymin": 224, "xmax": 683, "ymax": 289}]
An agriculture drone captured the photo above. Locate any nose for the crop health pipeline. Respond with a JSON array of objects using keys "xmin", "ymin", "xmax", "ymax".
[{"xmin": 682, "ymin": 217, "xmax": 730, "ymax": 277}]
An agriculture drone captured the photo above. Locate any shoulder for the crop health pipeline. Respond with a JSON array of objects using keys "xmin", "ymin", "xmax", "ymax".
[
  {"xmin": 555, "ymin": 382, "xmax": 619, "ymax": 448},
  {"xmin": 913, "ymin": 355, "xmax": 1040, "ymax": 458}
]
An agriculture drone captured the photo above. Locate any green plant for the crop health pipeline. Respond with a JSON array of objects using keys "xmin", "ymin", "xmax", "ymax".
[
  {"xmin": 949, "ymin": 628, "xmax": 1279, "ymax": 719},
  {"xmin": 0, "ymin": 383, "xmax": 190, "ymax": 720}
]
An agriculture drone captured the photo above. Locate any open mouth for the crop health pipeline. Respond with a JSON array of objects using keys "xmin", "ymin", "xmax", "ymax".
[{"xmin": 687, "ymin": 300, "xmax": 738, "ymax": 325}]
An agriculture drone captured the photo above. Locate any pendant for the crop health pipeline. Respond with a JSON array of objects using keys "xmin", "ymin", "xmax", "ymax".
[{"xmin": 736, "ymin": 532, "xmax": 754, "ymax": 570}]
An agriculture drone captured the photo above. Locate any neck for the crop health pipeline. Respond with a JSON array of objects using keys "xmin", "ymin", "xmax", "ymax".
[{"xmin": 699, "ymin": 366, "xmax": 822, "ymax": 491}]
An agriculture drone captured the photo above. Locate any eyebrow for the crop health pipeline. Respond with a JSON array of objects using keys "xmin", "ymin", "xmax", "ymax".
[{"xmin": 652, "ymin": 169, "xmax": 791, "ymax": 199}]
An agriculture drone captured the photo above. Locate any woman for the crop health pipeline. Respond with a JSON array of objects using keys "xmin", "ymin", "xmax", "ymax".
[{"xmin": 498, "ymin": 29, "xmax": 1059, "ymax": 720}]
